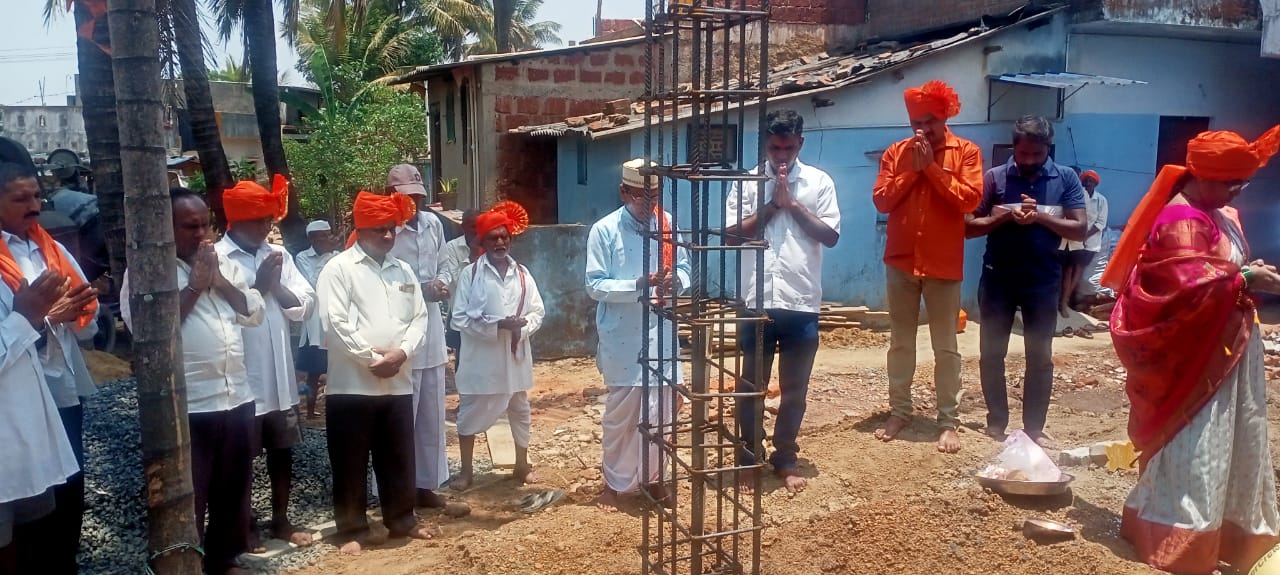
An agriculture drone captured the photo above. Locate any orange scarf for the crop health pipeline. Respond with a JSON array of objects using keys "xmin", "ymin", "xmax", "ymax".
[{"xmin": 0, "ymin": 225, "xmax": 98, "ymax": 329}]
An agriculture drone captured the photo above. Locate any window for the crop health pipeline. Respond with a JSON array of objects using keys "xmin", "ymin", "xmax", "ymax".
[
  {"xmin": 685, "ymin": 124, "xmax": 738, "ymax": 164},
  {"xmin": 577, "ymin": 137, "xmax": 588, "ymax": 185},
  {"xmin": 445, "ymin": 91, "xmax": 456, "ymax": 143},
  {"xmin": 60, "ymin": 115, "xmax": 68, "ymax": 127},
  {"xmin": 38, "ymin": 115, "xmax": 46, "ymax": 127},
  {"xmin": 17, "ymin": 115, "xmax": 24, "ymax": 127}
]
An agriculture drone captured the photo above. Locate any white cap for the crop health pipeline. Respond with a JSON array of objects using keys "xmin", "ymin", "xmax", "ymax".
[
  {"xmin": 306, "ymin": 220, "xmax": 332, "ymax": 234},
  {"xmin": 622, "ymin": 157, "xmax": 661, "ymax": 190}
]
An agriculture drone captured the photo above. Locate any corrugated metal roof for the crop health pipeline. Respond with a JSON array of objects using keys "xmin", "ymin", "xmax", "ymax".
[
  {"xmin": 990, "ymin": 72, "xmax": 1147, "ymax": 89},
  {"xmin": 509, "ymin": 7, "xmax": 1067, "ymax": 140}
]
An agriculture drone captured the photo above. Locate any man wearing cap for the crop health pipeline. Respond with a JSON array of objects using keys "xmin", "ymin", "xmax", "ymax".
[
  {"xmin": 586, "ymin": 158, "xmax": 690, "ymax": 511},
  {"xmin": 725, "ymin": 109, "xmax": 840, "ymax": 494},
  {"xmin": 318, "ymin": 191, "xmax": 435, "ymax": 554},
  {"xmin": 295, "ymin": 220, "xmax": 341, "ymax": 418},
  {"xmin": 1058, "ymin": 170, "xmax": 1108, "ymax": 318},
  {"xmin": 871, "ymin": 80, "xmax": 983, "ymax": 453},
  {"xmin": 385, "ymin": 163, "xmax": 451, "ymax": 509},
  {"xmin": 451, "ymin": 201, "xmax": 544, "ymax": 491},
  {"xmin": 215, "ymin": 176, "xmax": 316, "ymax": 547}
]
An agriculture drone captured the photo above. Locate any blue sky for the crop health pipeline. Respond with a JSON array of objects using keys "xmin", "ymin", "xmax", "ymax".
[{"xmin": 1, "ymin": 0, "xmax": 644, "ymax": 106}]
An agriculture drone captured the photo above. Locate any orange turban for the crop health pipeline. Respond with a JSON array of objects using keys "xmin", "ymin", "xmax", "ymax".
[
  {"xmin": 1081, "ymin": 170, "xmax": 1101, "ymax": 184},
  {"xmin": 224, "ymin": 174, "xmax": 289, "ymax": 223},
  {"xmin": 1102, "ymin": 125, "xmax": 1280, "ymax": 292},
  {"xmin": 1186, "ymin": 126, "xmax": 1280, "ymax": 182},
  {"xmin": 352, "ymin": 191, "xmax": 416, "ymax": 229},
  {"xmin": 475, "ymin": 200, "xmax": 529, "ymax": 239},
  {"xmin": 903, "ymin": 80, "xmax": 961, "ymax": 120}
]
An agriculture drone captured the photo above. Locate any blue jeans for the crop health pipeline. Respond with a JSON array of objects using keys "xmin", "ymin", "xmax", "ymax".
[
  {"xmin": 978, "ymin": 272, "xmax": 1059, "ymax": 434},
  {"xmin": 735, "ymin": 309, "xmax": 820, "ymax": 469}
]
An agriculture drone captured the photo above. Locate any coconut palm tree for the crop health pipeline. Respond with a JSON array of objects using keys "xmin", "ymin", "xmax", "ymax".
[
  {"xmin": 171, "ymin": 0, "xmax": 236, "ymax": 229},
  {"xmin": 291, "ymin": 0, "xmax": 487, "ymax": 63},
  {"xmin": 466, "ymin": 0, "xmax": 560, "ymax": 55},
  {"xmin": 294, "ymin": 1, "xmax": 445, "ymax": 96},
  {"xmin": 208, "ymin": 56, "xmax": 252, "ymax": 81}
]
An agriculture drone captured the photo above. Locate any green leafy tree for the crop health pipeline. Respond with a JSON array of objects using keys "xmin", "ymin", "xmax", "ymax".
[
  {"xmin": 467, "ymin": 0, "xmax": 560, "ymax": 55},
  {"xmin": 284, "ymin": 87, "xmax": 428, "ymax": 225}
]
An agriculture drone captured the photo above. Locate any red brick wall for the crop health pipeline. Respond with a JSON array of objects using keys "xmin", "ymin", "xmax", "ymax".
[
  {"xmin": 743, "ymin": 0, "xmax": 867, "ymax": 26},
  {"xmin": 484, "ymin": 42, "xmax": 649, "ymax": 223},
  {"xmin": 867, "ymin": 0, "xmax": 1029, "ymax": 38}
]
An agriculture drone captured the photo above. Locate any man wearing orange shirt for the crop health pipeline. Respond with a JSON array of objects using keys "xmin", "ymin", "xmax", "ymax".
[{"xmin": 871, "ymin": 80, "xmax": 983, "ymax": 453}]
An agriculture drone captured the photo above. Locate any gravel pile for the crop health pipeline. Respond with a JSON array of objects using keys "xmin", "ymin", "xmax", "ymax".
[{"xmin": 79, "ymin": 378, "xmax": 471, "ymax": 574}]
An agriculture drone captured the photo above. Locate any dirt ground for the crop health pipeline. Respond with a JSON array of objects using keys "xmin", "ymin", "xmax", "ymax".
[{"xmin": 277, "ymin": 319, "xmax": 1280, "ymax": 575}]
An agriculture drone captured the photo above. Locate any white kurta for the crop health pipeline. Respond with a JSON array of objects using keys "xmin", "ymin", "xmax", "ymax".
[
  {"xmin": 121, "ymin": 256, "xmax": 264, "ymax": 414},
  {"xmin": 318, "ymin": 244, "xmax": 428, "ymax": 397},
  {"xmin": 390, "ymin": 212, "xmax": 448, "ymax": 370},
  {"xmin": 451, "ymin": 255, "xmax": 545, "ymax": 395},
  {"xmin": 724, "ymin": 159, "xmax": 841, "ymax": 312},
  {"xmin": 585, "ymin": 207, "xmax": 690, "ymax": 388},
  {"xmin": 0, "ymin": 283, "xmax": 79, "ymax": 504},
  {"xmin": 2, "ymin": 231, "xmax": 98, "ymax": 408},
  {"xmin": 294, "ymin": 247, "xmax": 337, "ymax": 349},
  {"xmin": 215, "ymin": 237, "xmax": 314, "ymax": 415}
]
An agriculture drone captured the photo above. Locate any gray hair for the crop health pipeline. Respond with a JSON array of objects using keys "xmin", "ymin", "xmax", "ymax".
[{"xmin": 1012, "ymin": 115, "xmax": 1054, "ymax": 147}]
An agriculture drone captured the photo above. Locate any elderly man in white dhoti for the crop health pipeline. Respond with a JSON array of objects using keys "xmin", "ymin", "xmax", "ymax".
[
  {"xmin": 586, "ymin": 158, "xmax": 690, "ymax": 511},
  {"xmin": 449, "ymin": 201, "xmax": 544, "ymax": 491}
]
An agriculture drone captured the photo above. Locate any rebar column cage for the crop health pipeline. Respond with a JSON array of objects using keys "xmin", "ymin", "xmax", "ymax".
[{"xmin": 638, "ymin": 1, "xmax": 770, "ymax": 574}]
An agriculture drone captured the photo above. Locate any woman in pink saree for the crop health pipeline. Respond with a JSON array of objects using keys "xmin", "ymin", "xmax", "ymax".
[{"xmin": 1105, "ymin": 126, "xmax": 1280, "ymax": 574}]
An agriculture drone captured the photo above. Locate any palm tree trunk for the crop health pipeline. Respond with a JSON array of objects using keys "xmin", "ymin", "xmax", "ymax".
[
  {"xmin": 106, "ymin": 0, "xmax": 202, "ymax": 573},
  {"xmin": 75, "ymin": 0, "xmax": 126, "ymax": 294},
  {"xmin": 494, "ymin": 0, "xmax": 514, "ymax": 53},
  {"xmin": 171, "ymin": 0, "xmax": 234, "ymax": 231},
  {"xmin": 243, "ymin": 0, "xmax": 305, "ymax": 251}
]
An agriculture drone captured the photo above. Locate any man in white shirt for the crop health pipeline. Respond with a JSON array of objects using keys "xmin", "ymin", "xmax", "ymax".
[
  {"xmin": 0, "ymin": 162, "xmax": 101, "ymax": 573},
  {"xmin": 317, "ymin": 191, "xmax": 435, "ymax": 555},
  {"xmin": 586, "ymin": 158, "xmax": 690, "ymax": 511},
  {"xmin": 385, "ymin": 164, "xmax": 450, "ymax": 509},
  {"xmin": 1058, "ymin": 170, "xmax": 1109, "ymax": 319},
  {"xmin": 438, "ymin": 210, "xmax": 480, "ymax": 370},
  {"xmin": 450, "ymin": 202, "xmax": 544, "ymax": 491},
  {"xmin": 121, "ymin": 188, "xmax": 264, "ymax": 575},
  {"xmin": 725, "ymin": 109, "xmax": 841, "ymax": 494},
  {"xmin": 216, "ymin": 178, "xmax": 315, "ymax": 548},
  {"xmin": 0, "ymin": 161, "xmax": 83, "ymax": 574},
  {"xmin": 294, "ymin": 220, "xmax": 340, "ymax": 418}
]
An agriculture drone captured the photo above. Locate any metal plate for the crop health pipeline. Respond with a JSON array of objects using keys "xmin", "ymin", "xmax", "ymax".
[{"xmin": 975, "ymin": 473, "xmax": 1075, "ymax": 496}]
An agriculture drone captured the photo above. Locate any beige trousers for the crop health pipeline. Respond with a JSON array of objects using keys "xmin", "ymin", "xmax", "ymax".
[{"xmin": 885, "ymin": 264, "xmax": 963, "ymax": 428}]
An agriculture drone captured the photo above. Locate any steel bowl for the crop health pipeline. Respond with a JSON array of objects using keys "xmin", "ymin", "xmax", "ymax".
[
  {"xmin": 1023, "ymin": 518, "xmax": 1076, "ymax": 542},
  {"xmin": 974, "ymin": 473, "xmax": 1075, "ymax": 497}
]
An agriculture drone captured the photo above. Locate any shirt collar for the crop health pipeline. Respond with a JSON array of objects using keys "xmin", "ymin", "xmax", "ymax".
[
  {"xmin": 763, "ymin": 158, "xmax": 809, "ymax": 184},
  {"xmin": 217, "ymin": 234, "xmax": 267, "ymax": 257},
  {"xmin": 1003, "ymin": 156, "xmax": 1060, "ymax": 180},
  {"xmin": 940, "ymin": 130, "xmax": 962, "ymax": 150},
  {"xmin": 350, "ymin": 242, "xmax": 398, "ymax": 270},
  {"xmin": 1, "ymin": 229, "xmax": 28, "ymax": 248},
  {"xmin": 396, "ymin": 211, "xmax": 427, "ymax": 234},
  {"xmin": 478, "ymin": 253, "xmax": 516, "ymax": 277}
]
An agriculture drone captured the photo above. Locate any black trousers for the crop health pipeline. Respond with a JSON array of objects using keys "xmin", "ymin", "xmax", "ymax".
[
  {"xmin": 190, "ymin": 402, "xmax": 255, "ymax": 574},
  {"xmin": 326, "ymin": 394, "xmax": 417, "ymax": 539},
  {"xmin": 8, "ymin": 403, "xmax": 86, "ymax": 575}
]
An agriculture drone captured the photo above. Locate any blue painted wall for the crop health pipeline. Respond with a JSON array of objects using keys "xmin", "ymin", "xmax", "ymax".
[{"xmin": 556, "ymin": 135, "xmax": 634, "ymax": 225}]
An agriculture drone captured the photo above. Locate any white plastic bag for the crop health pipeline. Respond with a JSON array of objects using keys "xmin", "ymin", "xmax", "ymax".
[{"xmin": 978, "ymin": 430, "xmax": 1063, "ymax": 482}]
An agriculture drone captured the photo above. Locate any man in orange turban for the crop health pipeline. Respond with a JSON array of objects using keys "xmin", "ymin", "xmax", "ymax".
[
  {"xmin": 0, "ymin": 161, "xmax": 97, "ymax": 573},
  {"xmin": 216, "ymin": 174, "xmax": 317, "ymax": 549},
  {"xmin": 316, "ymin": 190, "xmax": 435, "ymax": 554},
  {"xmin": 871, "ymin": 79, "xmax": 982, "ymax": 453},
  {"xmin": 450, "ymin": 201, "xmax": 545, "ymax": 492},
  {"xmin": 1106, "ymin": 126, "xmax": 1280, "ymax": 575}
]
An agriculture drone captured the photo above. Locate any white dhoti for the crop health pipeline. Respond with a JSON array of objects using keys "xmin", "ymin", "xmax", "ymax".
[
  {"xmin": 602, "ymin": 386, "xmax": 674, "ymax": 493},
  {"xmin": 412, "ymin": 366, "xmax": 450, "ymax": 490},
  {"xmin": 457, "ymin": 392, "xmax": 531, "ymax": 448}
]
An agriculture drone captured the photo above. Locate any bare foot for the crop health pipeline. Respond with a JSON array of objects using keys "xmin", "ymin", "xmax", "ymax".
[
  {"xmin": 984, "ymin": 426, "xmax": 1007, "ymax": 441},
  {"xmin": 1059, "ymin": 306, "xmax": 1069, "ymax": 318},
  {"xmin": 776, "ymin": 467, "xmax": 807, "ymax": 493},
  {"xmin": 449, "ymin": 473, "xmax": 474, "ymax": 491},
  {"xmin": 646, "ymin": 483, "xmax": 675, "ymax": 509},
  {"xmin": 516, "ymin": 466, "xmax": 539, "ymax": 485},
  {"xmin": 937, "ymin": 428, "xmax": 961, "ymax": 454},
  {"xmin": 738, "ymin": 474, "xmax": 756, "ymax": 495},
  {"xmin": 339, "ymin": 540, "xmax": 363, "ymax": 555},
  {"xmin": 247, "ymin": 530, "xmax": 267, "ymax": 554},
  {"xmin": 273, "ymin": 521, "xmax": 313, "ymax": 547},
  {"xmin": 417, "ymin": 488, "xmax": 447, "ymax": 509},
  {"xmin": 596, "ymin": 487, "xmax": 620, "ymax": 512},
  {"xmin": 403, "ymin": 525, "xmax": 436, "ymax": 540},
  {"xmin": 288, "ymin": 530, "xmax": 313, "ymax": 547},
  {"xmin": 1027, "ymin": 430, "xmax": 1057, "ymax": 449},
  {"xmin": 874, "ymin": 415, "xmax": 910, "ymax": 442}
]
